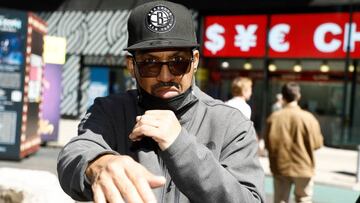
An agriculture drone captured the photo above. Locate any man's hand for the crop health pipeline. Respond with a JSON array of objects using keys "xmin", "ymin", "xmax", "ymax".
[
  {"xmin": 86, "ymin": 154, "xmax": 166, "ymax": 203},
  {"xmin": 129, "ymin": 110, "xmax": 182, "ymax": 150}
]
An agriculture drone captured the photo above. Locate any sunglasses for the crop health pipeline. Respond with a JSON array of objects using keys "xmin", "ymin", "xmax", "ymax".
[{"xmin": 133, "ymin": 57, "xmax": 194, "ymax": 78}]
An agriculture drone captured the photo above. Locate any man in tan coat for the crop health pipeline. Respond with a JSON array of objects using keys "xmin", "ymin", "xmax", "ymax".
[{"xmin": 265, "ymin": 82, "xmax": 323, "ymax": 203}]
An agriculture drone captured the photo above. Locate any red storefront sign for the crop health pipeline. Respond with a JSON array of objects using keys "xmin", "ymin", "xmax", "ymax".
[
  {"xmin": 203, "ymin": 15, "xmax": 267, "ymax": 57},
  {"xmin": 351, "ymin": 12, "xmax": 360, "ymax": 58},
  {"xmin": 269, "ymin": 13, "xmax": 350, "ymax": 58},
  {"xmin": 203, "ymin": 13, "xmax": 360, "ymax": 58}
]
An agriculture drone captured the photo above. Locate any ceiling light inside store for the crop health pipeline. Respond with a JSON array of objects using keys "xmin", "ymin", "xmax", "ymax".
[
  {"xmin": 243, "ymin": 61, "xmax": 252, "ymax": 70},
  {"xmin": 349, "ymin": 64, "xmax": 355, "ymax": 72},
  {"xmin": 268, "ymin": 64, "xmax": 277, "ymax": 72},
  {"xmin": 320, "ymin": 64, "xmax": 330, "ymax": 72},
  {"xmin": 293, "ymin": 64, "xmax": 302, "ymax": 72},
  {"xmin": 221, "ymin": 61, "xmax": 229, "ymax": 69}
]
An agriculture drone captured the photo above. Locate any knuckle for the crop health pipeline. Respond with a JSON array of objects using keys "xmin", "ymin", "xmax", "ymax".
[
  {"xmin": 105, "ymin": 161, "xmax": 119, "ymax": 172},
  {"xmin": 134, "ymin": 175, "xmax": 147, "ymax": 184},
  {"xmin": 119, "ymin": 155, "xmax": 134, "ymax": 166},
  {"xmin": 107, "ymin": 192, "xmax": 121, "ymax": 203},
  {"xmin": 120, "ymin": 182, "xmax": 130, "ymax": 194},
  {"xmin": 138, "ymin": 117, "xmax": 144, "ymax": 124},
  {"xmin": 139, "ymin": 125, "xmax": 148, "ymax": 132},
  {"xmin": 96, "ymin": 171, "xmax": 108, "ymax": 180},
  {"xmin": 91, "ymin": 182, "xmax": 99, "ymax": 190}
]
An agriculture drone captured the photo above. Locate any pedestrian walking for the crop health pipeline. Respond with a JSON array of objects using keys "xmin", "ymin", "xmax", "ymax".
[
  {"xmin": 225, "ymin": 76, "xmax": 253, "ymax": 120},
  {"xmin": 265, "ymin": 82, "xmax": 323, "ymax": 203}
]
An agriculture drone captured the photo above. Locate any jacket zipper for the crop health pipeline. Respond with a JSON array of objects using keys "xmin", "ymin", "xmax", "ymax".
[
  {"xmin": 159, "ymin": 150, "xmax": 180, "ymax": 203},
  {"xmin": 159, "ymin": 153, "xmax": 167, "ymax": 203},
  {"xmin": 174, "ymin": 186, "xmax": 180, "ymax": 203}
]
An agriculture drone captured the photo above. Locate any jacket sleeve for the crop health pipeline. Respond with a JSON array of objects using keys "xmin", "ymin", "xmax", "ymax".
[
  {"xmin": 159, "ymin": 113, "xmax": 265, "ymax": 203},
  {"xmin": 57, "ymin": 98, "xmax": 120, "ymax": 201},
  {"xmin": 310, "ymin": 116, "xmax": 324, "ymax": 150}
]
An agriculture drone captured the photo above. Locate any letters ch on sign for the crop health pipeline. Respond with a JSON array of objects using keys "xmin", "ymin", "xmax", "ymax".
[{"xmin": 313, "ymin": 23, "xmax": 360, "ymax": 53}]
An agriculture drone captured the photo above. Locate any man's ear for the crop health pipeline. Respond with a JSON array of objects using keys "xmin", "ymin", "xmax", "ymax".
[
  {"xmin": 126, "ymin": 55, "xmax": 135, "ymax": 77},
  {"xmin": 192, "ymin": 49, "xmax": 200, "ymax": 73}
]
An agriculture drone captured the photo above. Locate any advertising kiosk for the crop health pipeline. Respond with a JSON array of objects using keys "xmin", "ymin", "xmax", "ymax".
[{"xmin": 0, "ymin": 9, "xmax": 47, "ymax": 160}]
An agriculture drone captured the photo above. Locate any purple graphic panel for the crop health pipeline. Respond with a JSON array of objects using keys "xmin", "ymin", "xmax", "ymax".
[{"xmin": 40, "ymin": 63, "xmax": 62, "ymax": 141}]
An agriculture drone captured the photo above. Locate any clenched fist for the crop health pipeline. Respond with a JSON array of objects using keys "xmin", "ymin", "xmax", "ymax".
[{"xmin": 129, "ymin": 110, "xmax": 182, "ymax": 150}]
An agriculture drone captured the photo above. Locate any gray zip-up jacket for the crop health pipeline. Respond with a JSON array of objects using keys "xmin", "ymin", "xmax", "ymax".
[{"xmin": 57, "ymin": 86, "xmax": 265, "ymax": 202}]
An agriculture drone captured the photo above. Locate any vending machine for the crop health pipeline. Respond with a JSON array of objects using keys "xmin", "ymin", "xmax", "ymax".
[{"xmin": 0, "ymin": 9, "xmax": 47, "ymax": 160}]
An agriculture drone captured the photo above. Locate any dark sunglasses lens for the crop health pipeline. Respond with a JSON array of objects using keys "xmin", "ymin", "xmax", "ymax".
[
  {"xmin": 136, "ymin": 59, "xmax": 192, "ymax": 77},
  {"xmin": 169, "ymin": 61, "xmax": 191, "ymax": 76},
  {"xmin": 138, "ymin": 62, "xmax": 161, "ymax": 77}
]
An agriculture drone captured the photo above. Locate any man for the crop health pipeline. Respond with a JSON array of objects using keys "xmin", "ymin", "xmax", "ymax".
[
  {"xmin": 57, "ymin": 1, "xmax": 264, "ymax": 203},
  {"xmin": 225, "ymin": 77, "xmax": 253, "ymax": 120},
  {"xmin": 265, "ymin": 82, "xmax": 323, "ymax": 203}
]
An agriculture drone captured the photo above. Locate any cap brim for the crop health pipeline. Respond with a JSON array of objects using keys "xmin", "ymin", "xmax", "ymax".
[{"xmin": 124, "ymin": 39, "xmax": 199, "ymax": 51}]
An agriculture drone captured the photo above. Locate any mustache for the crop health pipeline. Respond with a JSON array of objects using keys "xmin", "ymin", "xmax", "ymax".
[{"xmin": 151, "ymin": 82, "xmax": 180, "ymax": 93}]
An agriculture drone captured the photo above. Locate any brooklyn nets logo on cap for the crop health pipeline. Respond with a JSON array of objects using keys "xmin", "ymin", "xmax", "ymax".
[{"xmin": 146, "ymin": 5, "xmax": 175, "ymax": 33}]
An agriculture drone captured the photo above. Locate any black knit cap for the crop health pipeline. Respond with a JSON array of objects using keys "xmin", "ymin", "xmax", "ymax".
[{"xmin": 125, "ymin": 0, "xmax": 199, "ymax": 51}]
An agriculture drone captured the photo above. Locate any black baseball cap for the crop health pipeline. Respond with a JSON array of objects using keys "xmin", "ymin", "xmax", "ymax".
[{"xmin": 125, "ymin": 0, "xmax": 199, "ymax": 51}]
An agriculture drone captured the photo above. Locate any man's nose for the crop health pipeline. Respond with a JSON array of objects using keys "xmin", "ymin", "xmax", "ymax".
[{"xmin": 157, "ymin": 64, "xmax": 175, "ymax": 82}]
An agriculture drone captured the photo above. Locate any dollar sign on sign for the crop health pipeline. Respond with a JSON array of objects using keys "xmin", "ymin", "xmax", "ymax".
[{"xmin": 205, "ymin": 23, "xmax": 225, "ymax": 55}]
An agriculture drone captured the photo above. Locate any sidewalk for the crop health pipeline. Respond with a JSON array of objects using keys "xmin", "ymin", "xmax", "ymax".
[{"xmin": 260, "ymin": 147, "xmax": 360, "ymax": 190}]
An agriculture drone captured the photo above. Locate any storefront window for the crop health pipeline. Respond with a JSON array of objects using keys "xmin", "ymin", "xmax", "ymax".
[
  {"xmin": 202, "ymin": 58, "xmax": 265, "ymax": 133},
  {"xmin": 350, "ymin": 62, "xmax": 360, "ymax": 145},
  {"xmin": 203, "ymin": 58, "xmax": 264, "ymax": 99}
]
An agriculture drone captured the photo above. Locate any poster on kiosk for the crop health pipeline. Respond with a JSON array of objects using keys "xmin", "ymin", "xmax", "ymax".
[
  {"xmin": 0, "ymin": 9, "xmax": 47, "ymax": 160},
  {"xmin": 40, "ymin": 36, "xmax": 66, "ymax": 142}
]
